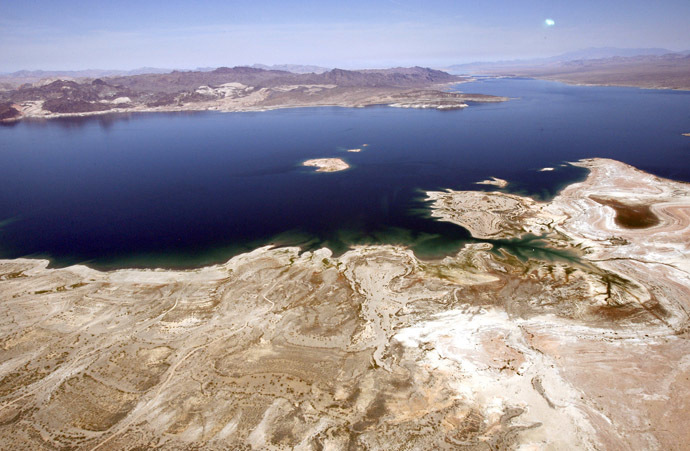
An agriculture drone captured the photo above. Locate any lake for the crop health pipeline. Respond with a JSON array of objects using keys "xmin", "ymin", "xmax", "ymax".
[{"xmin": 1, "ymin": 78, "xmax": 689, "ymax": 268}]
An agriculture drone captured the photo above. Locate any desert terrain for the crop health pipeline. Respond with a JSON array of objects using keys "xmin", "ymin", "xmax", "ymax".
[
  {"xmin": 1, "ymin": 158, "xmax": 689, "ymax": 449},
  {"xmin": 450, "ymin": 53, "xmax": 690, "ymax": 90},
  {"xmin": 0, "ymin": 67, "xmax": 508, "ymax": 122}
]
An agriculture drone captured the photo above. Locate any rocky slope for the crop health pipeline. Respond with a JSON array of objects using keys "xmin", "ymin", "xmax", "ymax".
[{"xmin": 0, "ymin": 66, "xmax": 506, "ymax": 121}]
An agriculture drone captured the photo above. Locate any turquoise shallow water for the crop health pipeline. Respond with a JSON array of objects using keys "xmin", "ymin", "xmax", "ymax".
[{"xmin": 0, "ymin": 78, "xmax": 688, "ymax": 269}]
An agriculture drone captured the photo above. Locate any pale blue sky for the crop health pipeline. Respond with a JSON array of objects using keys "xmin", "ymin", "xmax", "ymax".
[{"xmin": 1, "ymin": 0, "xmax": 689, "ymax": 71}]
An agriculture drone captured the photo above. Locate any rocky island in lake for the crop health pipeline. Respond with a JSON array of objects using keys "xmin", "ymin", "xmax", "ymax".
[{"xmin": 302, "ymin": 158, "xmax": 350, "ymax": 172}]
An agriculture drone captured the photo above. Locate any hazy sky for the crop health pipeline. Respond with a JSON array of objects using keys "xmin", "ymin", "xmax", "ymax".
[{"xmin": 1, "ymin": 0, "xmax": 689, "ymax": 71}]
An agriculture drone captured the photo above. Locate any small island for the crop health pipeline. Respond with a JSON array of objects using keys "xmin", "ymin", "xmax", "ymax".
[{"xmin": 303, "ymin": 158, "xmax": 350, "ymax": 172}]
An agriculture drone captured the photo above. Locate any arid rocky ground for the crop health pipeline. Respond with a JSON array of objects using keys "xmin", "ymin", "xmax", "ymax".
[
  {"xmin": 302, "ymin": 158, "xmax": 350, "ymax": 173},
  {"xmin": 1, "ymin": 158, "xmax": 689, "ymax": 449},
  {"xmin": 0, "ymin": 67, "xmax": 507, "ymax": 122}
]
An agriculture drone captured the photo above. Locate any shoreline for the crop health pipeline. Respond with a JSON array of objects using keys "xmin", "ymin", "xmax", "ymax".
[
  {"xmin": 471, "ymin": 74, "xmax": 690, "ymax": 91},
  {"xmin": 1, "ymin": 80, "xmax": 509, "ymax": 123},
  {"xmin": 0, "ymin": 157, "xmax": 679, "ymax": 271},
  {"xmin": 1, "ymin": 98, "xmax": 477, "ymax": 123},
  {"xmin": 2, "ymin": 158, "xmax": 690, "ymax": 449}
]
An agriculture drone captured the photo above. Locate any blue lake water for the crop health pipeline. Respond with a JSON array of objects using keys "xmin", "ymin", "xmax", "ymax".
[{"xmin": 1, "ymin": 78, "xmax": 689, "ymax": 268}]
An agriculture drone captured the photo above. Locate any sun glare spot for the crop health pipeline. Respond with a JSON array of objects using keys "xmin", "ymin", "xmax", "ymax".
[{"xmin": 544, "ymin": 18, "xmax": 555, "ymax": 27}]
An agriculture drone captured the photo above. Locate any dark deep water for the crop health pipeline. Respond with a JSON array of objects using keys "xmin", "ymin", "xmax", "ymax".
[{"xmin": 1, "ymin": 78, "xmax": 689, "ymax": 269}]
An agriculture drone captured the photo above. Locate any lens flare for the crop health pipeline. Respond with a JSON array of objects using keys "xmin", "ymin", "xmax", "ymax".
[{"xmin": 545, "ymin": 18, "xmax": 555, "ymax": 27}]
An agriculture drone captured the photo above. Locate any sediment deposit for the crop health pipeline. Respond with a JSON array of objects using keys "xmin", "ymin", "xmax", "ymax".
[{"xmin": 1, "ymin": 158, "xmax": 689, "ymax": 449}]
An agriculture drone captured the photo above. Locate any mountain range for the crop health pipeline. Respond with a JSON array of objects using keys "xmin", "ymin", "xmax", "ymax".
[
  {"xmin": 1, "ymin": 66, "xmax": 509, "ymax": 121},
  {"xmin": 444, "ymin": 47, "xmax": 689, "ymax": 72}
]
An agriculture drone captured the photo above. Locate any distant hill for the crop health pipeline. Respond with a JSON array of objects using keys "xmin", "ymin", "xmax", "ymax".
[
  {"xmin": 445, "ymin": 47, "xmax": 678, "ymax": 73},
  {"xmin": 447, "ymin": 52, "xmax": 690, "ymax": 90},
  {"xmin": 2, "ymin": 67, "xmax": 173, "ymax": 78},
  {"xmin": 250, "ymin": 64, "xmax": 330, "ymax": 74},
  {"xmin": 0, "ymin": 65, "xmax": 335, "ymax": 90},
  {"xmin": 94, "ymin": 66, "xmax": 460, "ymax": 95},
  {"xmin": 547, "ymin": 47, "xmax": 673, "ymax": 62},
  {"xmin": 0, "ymin": 67, "xmax": 173, "ymax": 90}
]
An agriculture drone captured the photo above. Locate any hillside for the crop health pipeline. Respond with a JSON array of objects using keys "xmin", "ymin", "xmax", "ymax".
[{"xmin": 0, "ymin": 66, "xmax": 507, "ymax": 121}]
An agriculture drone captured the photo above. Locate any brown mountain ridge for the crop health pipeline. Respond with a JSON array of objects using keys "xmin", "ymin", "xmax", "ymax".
[{"xmin": 0, "ymin": 66, "xmax": 507, "ymax": 120}]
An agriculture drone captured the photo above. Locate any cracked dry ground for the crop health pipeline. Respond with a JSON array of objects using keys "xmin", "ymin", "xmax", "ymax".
[{"xmin": 1, "ymin": 158, "xmax": 689, "ymax": 450}]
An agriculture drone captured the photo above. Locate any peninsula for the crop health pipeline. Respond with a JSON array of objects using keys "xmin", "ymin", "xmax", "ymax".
[{"xmin": 0, "ymin": 67, "xmax": 508, "ymax": 122}]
